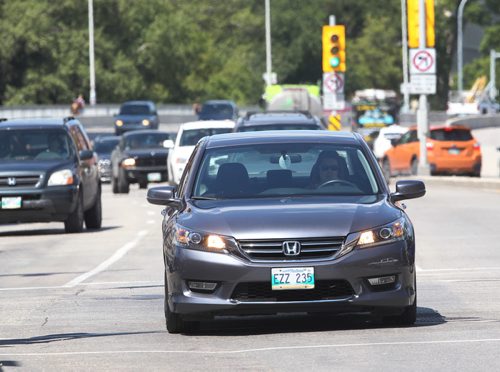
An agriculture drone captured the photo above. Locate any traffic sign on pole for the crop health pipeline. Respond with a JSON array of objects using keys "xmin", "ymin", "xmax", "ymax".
[{"xmin": 410, "ymin": 48, "xmax": 436, "ymax": 74}]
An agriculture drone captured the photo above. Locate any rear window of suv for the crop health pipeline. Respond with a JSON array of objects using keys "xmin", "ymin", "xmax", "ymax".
[{"xmin": 430, "ymin": 128, "xmax": 472, "ymax": 141}]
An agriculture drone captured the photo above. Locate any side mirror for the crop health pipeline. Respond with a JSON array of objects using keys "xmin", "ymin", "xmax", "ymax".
[
  {"xmin": 163, "ymin": 139, "xmax": 175, "ymax": 149},
  {"xmin": 147, "ymin": 186, "xmax": 182, "ymax": 208},
  {"xmin": 390, "ymin": 138, "xmax": 399, "ymax": 147},
  {"xmin": 79, "ymin": 150, "xmax": 94, "ymax": 161},
  {"xmin": 390, "ymin": 180, "xmax": 426, "ymax": 203}
]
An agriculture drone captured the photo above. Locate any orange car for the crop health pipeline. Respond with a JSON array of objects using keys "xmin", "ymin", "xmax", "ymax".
[{"xmin": 382, "ymin": 125, "xmax": 481, "ymax": 177}]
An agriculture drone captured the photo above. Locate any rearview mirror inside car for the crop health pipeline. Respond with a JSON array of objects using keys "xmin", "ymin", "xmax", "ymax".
[{"xmin": 270, "ymin": 154, "xmax": 302, "ymax": 164}]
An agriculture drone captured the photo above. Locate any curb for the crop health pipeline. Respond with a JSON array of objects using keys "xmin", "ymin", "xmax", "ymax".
[{"xmin": 394, "ymin": 175, "xmax": 500, "ymax": 191}]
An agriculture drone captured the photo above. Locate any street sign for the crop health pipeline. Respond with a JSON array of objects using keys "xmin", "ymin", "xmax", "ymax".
[
  {"xmin": 410, "ymin": 48, "xmax": 436, "ymax": 74},
  {"xmin": 323, "ymin": 92, "xmax": 345, "ymax": 110},
  {"xmin": 262, "ymin": 72, "xmax": 277, "ymax": 85},
  {"xmin": 323, "ymin": 72, "xmax": 344, "ymax": 94},
  {"xmin": 409, "ymin": 74, "xmax": 436, "ymax": 94}
]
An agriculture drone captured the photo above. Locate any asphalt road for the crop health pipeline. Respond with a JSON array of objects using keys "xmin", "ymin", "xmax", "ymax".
[{"xmin": 1, "ymin": 182, "xmax": 500, "ymax": 371}]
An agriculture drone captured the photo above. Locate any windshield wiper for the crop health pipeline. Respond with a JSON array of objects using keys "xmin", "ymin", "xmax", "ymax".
[{"xmin": 191, "ymin": 196, "xmax": 219, "ymax": 200}]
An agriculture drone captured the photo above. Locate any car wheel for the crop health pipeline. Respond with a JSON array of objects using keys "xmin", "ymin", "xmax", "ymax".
[
  {"xmin": 383, "ymin": 276, "xmax": 417, "ymax": 326},
  {"xmin": 118, "ymin": 168, "xmax": 129, "ymax": 194},
  {"xmin": 382, "ymin": 158, "xmax": 391, "ymax": 182},
  {"xmin": 139, "ymin": 180, "xmax": 148, "ymax": 189},
  {"xmin": 112, "ymin": 176, "xmax": 119, "ymax": 194},
  {"xmin": 164, "ymin": 270, "xmax": 186, "ymax": 334},
  {"xmin": 84, "ymin": 185, "xmax": 102, "ymax": 229},
  {"xmin": 64, "ymin": 193, "xmax": 84, "ymax": 233},
  {"xmin": 410, "ymin": 157, "xmax": 418, "ymax": 175}
]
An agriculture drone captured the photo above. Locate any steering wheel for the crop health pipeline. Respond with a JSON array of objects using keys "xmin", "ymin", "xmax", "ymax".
[{"xmin": 318, "ymin": 179, "xmax": 357, "ymax": 189}]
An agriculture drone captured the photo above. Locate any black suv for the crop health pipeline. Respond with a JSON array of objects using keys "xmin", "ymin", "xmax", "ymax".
[
  {"xmin": 234, "ymin": 111, "xmax": 325, "ymax": 132},
  {"xmin": 0, "ymin": 117, "xmax": 102, "ymax": 233}
]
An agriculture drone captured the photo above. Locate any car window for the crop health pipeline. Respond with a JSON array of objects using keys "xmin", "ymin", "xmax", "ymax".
[
  {"xmin": 120, "ymin": 104, "xmax": 152, "ymax": 115},
  {"xmin": 177, "ymin": 143, "xmax": 201, "ymax": 197},
  {"xmin": 124, "ymin": 133, "xmax": 170, "ymax": 149},
  {"xmin": 192, "ymin": 143, "xmax": 379, "ymax": 199},
  {"xmin": 0, "ymin": 129, "xmax": 75, "ymax": 161},
  {"xmin": 179, "ymin": 128, "xmax": 233, "ymax": 147},
  {"xmin": 238, "ymin": 124, "xmax": 321, "ymax": 132},
  {"xmin": 398, "ymin": 130, "xmax": 416, "ymax": 145},
  {"xmin": 200, "ymin": 104, "xmax": 234, "ymax": 117},
  {"xmin": 430, "ymin": 129, "xmax": 472, "ymax": 141},
  {"xmin": 94, "ymin": 139, "xmax": 119, "ymax": 154}
]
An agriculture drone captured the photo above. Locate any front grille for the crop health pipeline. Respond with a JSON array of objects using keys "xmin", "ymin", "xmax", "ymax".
[
  {"xmin": 238, "ymin": 237, "xmax": 344, "ymax": 261},
  {"xmin": 135, "ymin": 156, "xmax": 167, "ymax": 167},
  {"xmin": 0, "ymin": 174, "xmax": 42, "ymax": 189},
  {"xmin": 231, "ymin": 280, "xmax": 354, "ymax": 302}
]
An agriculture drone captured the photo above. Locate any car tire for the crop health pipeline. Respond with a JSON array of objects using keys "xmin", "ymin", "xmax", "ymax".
[
  {"xmin": 383, "ymin": 277, "xmax": 417, "ymax": 326},
  {"xmin": 382, "ymin": 158, "xmax": 391, "ymax": 182},
  {"xmin": 84, "ymin": 185, "xmax": 102, "ymax": 229},
  {"xmin": 118, "ymin": 168, "xmax": 129, "ymax": 194},
  {"xmin": 112, "ymin": 176, "xmax": 119, "ymax": 194},
  {"xmin": 410, "ymin": 157, "xmax": 418, "ymax": 176},
  {"xmin": 64, "ymin": 193, "xmax": 84, "ymax": 233},
  {"xmin": 139, "ymin": 181, "xmax": 148, "ymax": 189},
  {"xmin": 164, "ymin": 270, "xmax": 186, "ymax": 334}
]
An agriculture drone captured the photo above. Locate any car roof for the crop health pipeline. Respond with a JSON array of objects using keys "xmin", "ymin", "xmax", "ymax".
[
  {"xmin": 122, "ymin": 129, "xmax": 170, "ymax": 137},
  {"xmin": 202, "ymin": 100, "xmax": 236, "ymax": 106},
  {"xmin": 0, "ymin": 117, "xmax": 77, "ymax": 130},
  {"xmin": 205, "ymin": 130, "xmax": 360, "ymax": 149},
  {"xmin": 407, "ymin": 124, "xmax": 471, "ymax": 131},
  {"xmin": 94, "ymin": 135, "xmax": 120, "ymax": 142},
  {"xmin": 237, "ymin": 111, "xmax": 319, "ymax": 126},
  {"xmin": 121, "ymin": 100, "xmax": 155, "ymax": 106},
  {"xmin": 180, "ymin": 120, "xmax": 236, "ymax": 130}
]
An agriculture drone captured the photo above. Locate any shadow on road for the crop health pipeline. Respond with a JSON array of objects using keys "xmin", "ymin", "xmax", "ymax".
[
  {"xmin": 0, "ymin": 225, "xmax": 120, "ymax": 237},
  {"xmin": 185, "ymin": 306, "xmax": 446, "ymax": 336},
  {"xmin": 0, "ymin": 331, "xmax": 162, "ymax": 348}
]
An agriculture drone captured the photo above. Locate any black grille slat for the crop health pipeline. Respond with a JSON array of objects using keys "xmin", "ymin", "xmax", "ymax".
[
  {"xmin": 238, "ymin": 237, "xmax": 344, "ymax": 261},
  {"xmin": 135, "ymin": 157, "xmax": 167, "ymax": 167},
  {"xmin": 231, "ymin": 280, "xmax": 354, "ymax": 302}
]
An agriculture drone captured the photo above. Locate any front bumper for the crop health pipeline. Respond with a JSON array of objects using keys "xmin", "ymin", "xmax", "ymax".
[
  {"xmin": 166, "ymin": 240, "xmax": 415, "ymax": 319},
  {"xmin": 0, "ymin": 186, "xmax": 79, "ymax": 223},
  {"xmin": 123, "ymin": 166, "xmax": 168, "ymax": 183}
]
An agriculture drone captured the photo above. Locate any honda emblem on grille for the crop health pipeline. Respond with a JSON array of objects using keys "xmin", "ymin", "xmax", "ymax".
[
  {"xmin": 7, "ymin": 177, "xmax": 16, "ymax": 186},
  {"xmin": 282, "ymin": 241, "xmax": 301, "ymax": 256}
]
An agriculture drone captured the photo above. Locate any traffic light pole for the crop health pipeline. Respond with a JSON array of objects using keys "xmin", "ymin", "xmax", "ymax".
[{"xmin": 417, "ymin": 0, "xmax": 430, "ymax": 175}]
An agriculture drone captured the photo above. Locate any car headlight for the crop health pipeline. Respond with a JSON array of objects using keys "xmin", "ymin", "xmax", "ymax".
[
  {"xmin": 173, "ymin": 224, "xmax": 237, "ymax": 254},
  {"xmin": 175, "ymin": 156, "xmax": 188, "ymax": 164},
  {"xmin": 115, "ymin": 119, "xmax": 124, "ymax": 127},
  {"xmin": 121, "ymin": 158, "xmax": 136, "ymax": 168},
  {"xmin": 48, "ymin": 169, "xmax": 74, "ymax": 186},
  {"xmin": 142, "ymin": 119, "xmax": 150, "ymax": 126}
]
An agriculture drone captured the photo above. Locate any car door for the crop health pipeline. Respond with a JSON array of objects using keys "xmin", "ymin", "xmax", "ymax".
[{"xmin": 390, "ymin": 130, "xmax": 418, "ymax": 172}]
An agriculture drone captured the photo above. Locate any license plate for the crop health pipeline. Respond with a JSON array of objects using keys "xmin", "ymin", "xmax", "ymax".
[
  {"xmin": 147, "ymin": 172, "xmax": 162, "ymax": 182},
  {"xmin": 1, "ymin": 197, "xmax": 22, "ymax": 209},
  {"xmin": 448, "ymin": 148, "xmax": 460, "ymax": 155},
  {"xmin": 271, "ymin": 267, "xmax": 315, "ymax": 290}
]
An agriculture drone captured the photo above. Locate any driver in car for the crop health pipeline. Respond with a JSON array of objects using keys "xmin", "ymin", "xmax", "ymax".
[{"xmin": 309, "ymin": 151, "xmax": 344, "ymax": 188}]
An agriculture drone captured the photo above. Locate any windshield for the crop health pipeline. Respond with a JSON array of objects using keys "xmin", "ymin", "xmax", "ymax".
[
  {"xmin": 199, "ymin": 104, "xmax": 234, "ymax": 119},
  {"xmin": 0, "ymin": 129, "xmax": 74, "ymax": 161},
  {"xmin": 120, "ymin": 104, "xmax": 152, "ymax": 115},
  {"xmin": 124, "ymin": 133, "xmax": 170, "ymax": 150},
  {"xmin": 430, "ymin": 129, "xmax": 472, "ymax": 141},
  {"xmin": 193, "ymin": 143, "xmax": 380, "ymax": 199},
  {"xmin": 238, "ymin": 124, "xmax": 320, "ymax": 132},
  {"xmin": 94, "ymin": 139, "xmax": 119, "ymax": 154},
  {"xmin": 180, "ymin": 128, "xmax": 233, "ymax": 146}
]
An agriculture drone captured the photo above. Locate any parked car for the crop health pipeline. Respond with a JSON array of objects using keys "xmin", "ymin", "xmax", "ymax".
[
  {"xmin": 372, "ymin": 124, "xmax": 409, "ymax": 160},
  {"xmin": 197, "ymin": 100, "xmax": 239, "ymax": 121},
  {"xmin": 382, "ymin": 125, "xmax": 482, "ymax": 178},
  {"xmin": 168, "ymin": 120, "xmax": 235, "ymax": 185},
  {"xmin": 0, "ymin": 117, "xmax": 102, "ymax": 233},
  {"xmin": 147, "ymin": 130, "xmax": 426, "ymax": 333},
  {"xmin": 111, "ymin": 130, "xmax": 173, "ymax": 193},
  {"xmin": 93, "ymin": 135, "xmax": 120, "ymax": 183},
  {"xmin": 114, "ymin": 101, "xmax": 159, "ymax": 135},
  {"xmin": 234, "ymin": 111, "xmax": 325, "ymax": 132}
]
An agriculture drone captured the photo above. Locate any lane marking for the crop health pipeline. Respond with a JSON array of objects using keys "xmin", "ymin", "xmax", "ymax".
[
  {"xmin": 63, "ymin": 230, "xmax": 148, "ymax": 288},
  {"xmin": 2, "ymin": 338, "xmax": 500, "ymax": 356},
  {"xmin": 418, "ymin": 267, "xmax": 500, "ymax": 273},
  {"xmin": 0, "ymin": 280, "xmax": 162, "ymax": 292}
]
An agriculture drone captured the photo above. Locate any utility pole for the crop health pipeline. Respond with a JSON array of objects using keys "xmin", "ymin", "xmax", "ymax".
[
  {"xmin": 457, "ymin": 0, "xmax": 469, "ymax": 99},
  {"xmin": 88, "ymin": 0, "xmax": 96, "ymax": 106},
  {"xmin": 401, "ymin": 0, "xmax": 410, "ymax": 113},
  {"xmin": 264, "ymin": 0, "xmax": 272, "ymax": 86},
  {"xmin": 417, "ymin": 0, "xmax": 430, "ymax": 175}
]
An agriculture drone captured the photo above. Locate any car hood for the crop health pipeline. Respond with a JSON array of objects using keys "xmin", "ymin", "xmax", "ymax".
[
  {"xmin": 178, "ymin": 195, "xmax": 401, "ymax": 240},
  {"xmin": 0, "ymin": 160, "xmax": 75, "ymax": 175},
  {"xmin": 123, "ymin": 148, "xmax": 169, "ymax": 158}
]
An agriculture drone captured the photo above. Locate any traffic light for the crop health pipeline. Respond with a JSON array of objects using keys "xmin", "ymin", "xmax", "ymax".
[{"xmin": 322, "ymin": 25, "xmax": 346, "ymax": 73}]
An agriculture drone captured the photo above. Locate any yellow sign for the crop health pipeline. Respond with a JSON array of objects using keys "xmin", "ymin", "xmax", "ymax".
[
  {"xmin": 328, "ymin": 114, "xmax": 342, "ymax": 131},
  {"xmin": 407, "ymin": 0, "xmax": 435, "ymax": 48}
]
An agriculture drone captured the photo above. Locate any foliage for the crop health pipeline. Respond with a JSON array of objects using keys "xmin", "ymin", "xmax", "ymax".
[{"xmin": 0, "ymin": 0, "xmax": 498, "ymax": 107}]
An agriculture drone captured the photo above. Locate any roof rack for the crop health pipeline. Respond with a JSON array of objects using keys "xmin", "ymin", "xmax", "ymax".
[
  {"xmin": 244, "ymin": 110, "xmax": 312, "ymax": 120},
  {"xmin": 63, "ymin": 116, "xmax": 75, "ymax": 123}
]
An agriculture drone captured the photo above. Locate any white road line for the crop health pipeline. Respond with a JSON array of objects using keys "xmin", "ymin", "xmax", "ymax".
[
  {"xmin": 0, "ymin": 280, "xmax": 162, "ymax": 292},
  {"xmin": 418, "ymin": 267, "xmax": 500, "ymax": 273},
  {"xmin": 2, "ymin": 338, "xmax": 500, "ymax": 356},
  {"xmin": 63, "ymin": 230, "xmax": 149, "ymax": 288}
]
